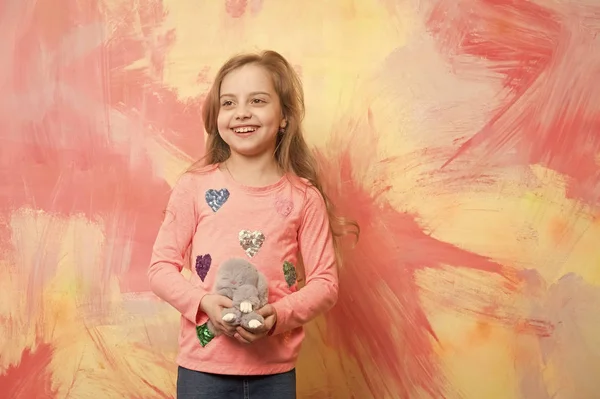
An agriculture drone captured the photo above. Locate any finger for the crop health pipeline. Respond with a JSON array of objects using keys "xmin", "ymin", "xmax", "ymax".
[
  {"xmin": 234, "ymin": 332, "xmax": 252, "ymax": 344},
  {"xmin": 219, "ymin": 328, "xmax": 234, "ymax": 337},
  {"xmin": 264, "ymin": 316, "xmax": 276, "ymax": 331},
  {"xmin": 216, "ymin": 295, "xmax": 233, "ymax": 305},
  {"xmin": 225, "ymin": 325, "xmax": 238, "ymax": 335},
  {"xmin": 218, "ymin": 322, "xmax": 237, "ymax": 335},
  {"xmin": 219, "ymin": 299, "xmax": 234, "ymax": 308},
  {"xmin": 256, "ymin": 305, "xmax": 273, "ymax": 318},
  {"xmin": 236, "ymin": 326, "xmax": 262, "ymax": 342},
  {"xmin": 219, "ymin": 323, "xmax": 235, "ymax": 337}
]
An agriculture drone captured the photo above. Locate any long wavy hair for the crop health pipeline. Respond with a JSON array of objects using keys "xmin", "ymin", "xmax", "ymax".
[{"xmin": 189, "ymin": 50, "xmax": 359, "ymax": 264}]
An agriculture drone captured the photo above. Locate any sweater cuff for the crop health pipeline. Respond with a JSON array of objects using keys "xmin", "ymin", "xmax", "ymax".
[
  {"xmin": 270, "ymin": 300, "xmax": 289, "ymax": 336},
  {"xmin": 185, "ymin": 288, "xmax": 209, "ymax": 325}
]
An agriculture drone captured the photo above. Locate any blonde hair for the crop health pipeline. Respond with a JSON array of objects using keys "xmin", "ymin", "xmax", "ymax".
[{"xmin": 189, "ymin": 50, "xmax": 359, "ymax": 264}]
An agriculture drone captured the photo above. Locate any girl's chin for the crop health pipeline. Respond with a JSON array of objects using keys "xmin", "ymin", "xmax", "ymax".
[{"xmin": 228, "ymin": 142, "xmax": 278, "ymax": 158}]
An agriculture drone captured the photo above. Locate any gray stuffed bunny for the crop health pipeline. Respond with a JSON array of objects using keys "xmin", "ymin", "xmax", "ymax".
[{"xmin": 206, "ymin": 258, "xmax": 269, "ymax": 336}]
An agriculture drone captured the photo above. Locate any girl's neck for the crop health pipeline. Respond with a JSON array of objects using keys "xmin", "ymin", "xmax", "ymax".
[{"xmin": 222, "ymin": 153, "xmax": 283, "ymax": 187}]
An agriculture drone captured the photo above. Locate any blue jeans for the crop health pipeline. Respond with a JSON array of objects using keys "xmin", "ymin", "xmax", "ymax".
[{"xmin": 176, "ymin": 366, "xmax": 296, "ymax": 399}]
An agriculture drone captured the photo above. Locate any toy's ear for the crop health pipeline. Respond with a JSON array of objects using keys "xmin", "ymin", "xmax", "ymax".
[{"xmin": 257, "ymin": 272, "xmax": 268, "ymax": 293}]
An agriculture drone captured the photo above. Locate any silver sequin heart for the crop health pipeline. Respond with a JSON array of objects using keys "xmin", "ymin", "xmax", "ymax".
[{"xmin": 238, "ymin": 230, "xmax": 265, "ymax": 258}]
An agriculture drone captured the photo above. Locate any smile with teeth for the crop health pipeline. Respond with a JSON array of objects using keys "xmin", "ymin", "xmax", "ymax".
[{"xmin": 232, "ymin": 126, "xmax": 258, "ymax": 133}]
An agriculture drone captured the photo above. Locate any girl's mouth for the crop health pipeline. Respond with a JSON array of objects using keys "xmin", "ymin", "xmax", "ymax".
[{"xmin": 232, "ymin": 126, "xmax": 258, "ymax": 133}]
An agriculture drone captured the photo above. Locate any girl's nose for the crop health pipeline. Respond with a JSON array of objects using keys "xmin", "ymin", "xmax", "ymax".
[{"xmin": 235, "ymin": 105, "xmax": 251, "ymax": 119}]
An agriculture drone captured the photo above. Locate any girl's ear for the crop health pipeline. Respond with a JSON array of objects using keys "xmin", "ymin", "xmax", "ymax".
[{"xmin": 278, "ymin": 119, "xmax": 287, "ymax": 134}]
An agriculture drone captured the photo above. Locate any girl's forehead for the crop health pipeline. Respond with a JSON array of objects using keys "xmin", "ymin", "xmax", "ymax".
[{"xmin": 221, "ymin": 64, "xmax": 275, "ymax": 92}]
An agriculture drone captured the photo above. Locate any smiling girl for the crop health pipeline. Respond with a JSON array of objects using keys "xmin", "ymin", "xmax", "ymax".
[{"xmin": 148, "ymin": 50, "xmax": 358, "ymax": 398}]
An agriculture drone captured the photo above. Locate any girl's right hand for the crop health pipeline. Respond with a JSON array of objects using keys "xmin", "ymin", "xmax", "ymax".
[{"xmin": 200, "ymin": 294, "xmax": 237, "ymax": 336}]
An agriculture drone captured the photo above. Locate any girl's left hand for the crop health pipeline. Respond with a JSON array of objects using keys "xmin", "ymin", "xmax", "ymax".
[{"xmin": 234, "ymin": 304, "xmax": 277, "ymax": 344}]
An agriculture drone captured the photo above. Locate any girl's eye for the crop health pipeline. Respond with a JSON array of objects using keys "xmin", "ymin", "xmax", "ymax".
[
  {"xmin": 222, "ymin": 100, "xmax": 233, "ymax": 106},
  {"xmin": 251, "ymin": 98, "xmax": 265, "ymax": 104}
]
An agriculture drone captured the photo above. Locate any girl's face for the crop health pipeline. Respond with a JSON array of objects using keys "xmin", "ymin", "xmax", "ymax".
[{"xmin": 217, "ymin": 64, "xmax": 286, "ymax": 160}]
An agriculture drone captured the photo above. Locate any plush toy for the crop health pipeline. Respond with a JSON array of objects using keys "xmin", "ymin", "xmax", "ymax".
[{"xmin": 197, "ymin": 258, "xmax": 269, "ymax": 346}]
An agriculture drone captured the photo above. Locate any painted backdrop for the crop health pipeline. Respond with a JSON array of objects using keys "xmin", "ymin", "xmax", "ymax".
[{"xmin": 1, "ymin": 0, "xmax": 599, "ymax": 398}]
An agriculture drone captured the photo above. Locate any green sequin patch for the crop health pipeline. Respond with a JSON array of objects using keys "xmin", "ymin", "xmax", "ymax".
[
  {"xmin": 196, "ymin": 323, "xmax": 215, "ymax": 347},
  {"xmin": 283, "ymin": 261, "xmax": 297, "ymax": 287}
]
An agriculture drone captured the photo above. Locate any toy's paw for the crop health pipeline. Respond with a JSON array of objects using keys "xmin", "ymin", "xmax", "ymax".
[
  {"xmin": 222, "ymin": 313, "xmax": 236, "ymax": 323},
  {"xmin": 247, "ymin": 319, "xmax": 263, "ymax": 329},
  {"xmin": 240, "ymin": 301, "xmax": 253, "ymax": 313}
]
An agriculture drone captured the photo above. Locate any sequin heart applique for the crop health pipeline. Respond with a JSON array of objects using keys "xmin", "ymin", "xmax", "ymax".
[
  {"xmin": 205, "ymin": 189, "xmax": 230, "ymax": 212},
  {"xmin": 196, "ymin": 323, "xmax": 215, "ymax": 347},
  {"xmin": 283, "ymin": 261, "xmax": 297, "ymax": 287},
  {"xmin": 238, "ymin": 230, "xmax": 265, "ymax": 258},
  {"xmin": 275, "ymin": 198, "xmax": 293, "ymax": 217},
  {"xmin": 195, "ymin": 254, "xmax": 212, "ymax": 281}
]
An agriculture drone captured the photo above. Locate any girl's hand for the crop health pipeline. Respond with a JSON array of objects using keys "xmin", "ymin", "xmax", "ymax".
[
  {"xmin": 234, "ymin": 304, "xmax": 277, "ymax": 344},
  {"xmin": 200, "ymin": 294, "xmax": 237, "ymax": 336}
]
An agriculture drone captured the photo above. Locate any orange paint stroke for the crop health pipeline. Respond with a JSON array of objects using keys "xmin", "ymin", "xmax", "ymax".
[
  {"xmin": 0, "ymin": 343, "xmax": 58, "ymax": 399},
  {"xmin": 317, "ymin": 110, "xmax": 527, "ymax": 398}
]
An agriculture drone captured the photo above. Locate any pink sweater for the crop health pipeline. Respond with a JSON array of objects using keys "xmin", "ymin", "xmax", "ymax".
[{"xmin": 147, "ymin": 164, "xmax": 338, "ymax": 375}]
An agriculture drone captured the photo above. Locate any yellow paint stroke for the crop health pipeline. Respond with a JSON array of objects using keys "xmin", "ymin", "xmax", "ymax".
[
  {"xmin": 2, "ymin": 1, "xmax": 598, "ymax": 398},
  {"xmin": 2, "ymin": 210, "xmax": 178, "ymax": 397},
  {"xmin": 159, "ymin": 0, "xmax": 408, "ymax": 148}
]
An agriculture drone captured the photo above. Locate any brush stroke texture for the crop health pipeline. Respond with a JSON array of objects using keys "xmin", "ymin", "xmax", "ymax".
[
  {"xmin": 1, "ymin": 0, "xmax": 599, "ymax": 398},
  {"xmin": 510, "ymin": 270, "xmax": 600, "ymax": 399},
  {"xmin": 315, "ymin": 109, "xmax": 558, "ymax": 398},
  {"xmin": 426, "ymin": 0, "xmax": 600, "ymax": 207},
  {"xmin": 0, "ymin": 0, "xmax": 203, "ymax": 297},
  {"xmin": 0, "ymin": 343, "xmax": 58, "ymax": 399}
]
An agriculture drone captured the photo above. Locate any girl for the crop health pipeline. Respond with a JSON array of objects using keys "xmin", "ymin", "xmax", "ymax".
[{"xmin": 147, "ymin": 50, "xmax": 358, "ymax": 398}]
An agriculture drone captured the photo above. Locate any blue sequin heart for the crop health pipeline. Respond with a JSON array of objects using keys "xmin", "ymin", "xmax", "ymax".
[{"xmin": 205, "ymin": 188, "xmax": 230, "ymax": 212}]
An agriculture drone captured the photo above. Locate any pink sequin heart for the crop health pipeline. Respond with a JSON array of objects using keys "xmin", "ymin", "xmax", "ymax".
[{"xmin": 275, "ymin": 198, "xmax": 293, "ymax": 217}]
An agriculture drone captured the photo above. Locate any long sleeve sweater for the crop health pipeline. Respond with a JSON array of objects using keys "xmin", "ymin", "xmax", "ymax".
[{"xmin": 147, "ymin": 163, "xmax": 338, "ymax": 375}]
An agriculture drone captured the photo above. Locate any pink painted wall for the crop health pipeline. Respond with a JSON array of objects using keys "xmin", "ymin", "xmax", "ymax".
[{"xmin": 1, "ymin": 1, "xmax": 599, "ymax": 398}]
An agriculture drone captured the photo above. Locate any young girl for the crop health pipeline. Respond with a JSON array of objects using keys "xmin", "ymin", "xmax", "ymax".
[{"xmin": 147, "ymin": 50, "xmax": 358, "ymax": 398}]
